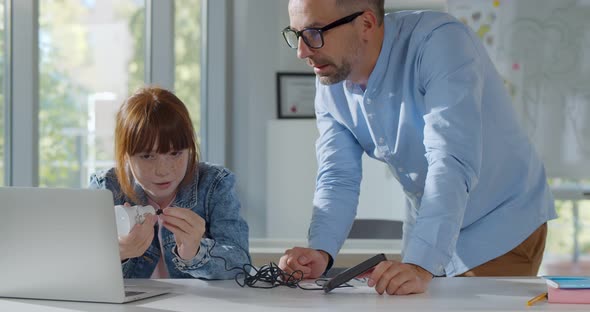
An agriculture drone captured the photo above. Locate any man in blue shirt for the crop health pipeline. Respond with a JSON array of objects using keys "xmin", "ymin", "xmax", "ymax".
[{"xmin": 278, "ymin": 0, "xmax": 557, "ymax": 295}]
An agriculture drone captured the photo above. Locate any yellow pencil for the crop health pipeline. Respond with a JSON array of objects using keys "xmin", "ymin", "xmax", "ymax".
[{"xmin": 527, "ymin": 292, "xmax": 548, "ymax": 306}]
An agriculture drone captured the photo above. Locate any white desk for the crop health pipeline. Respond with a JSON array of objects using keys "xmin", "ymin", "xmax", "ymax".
[
  {"xmin": 249, "ymin": 238, "xmax": 403, "ymax": 267},
  {"xmin": 1, "ymin": 277, "xmax": 587, "ymax": 311}
]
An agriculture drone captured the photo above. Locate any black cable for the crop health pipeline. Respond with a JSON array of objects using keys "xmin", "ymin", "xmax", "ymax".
[{"xmin": 206, "ymin": 239, "xmax": 352, "ymax": 291}]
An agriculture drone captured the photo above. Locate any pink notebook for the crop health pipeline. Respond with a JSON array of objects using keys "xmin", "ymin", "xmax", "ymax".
[
  {"xmin": 544, "ymin": 276, "xmax": 590, "ymax": 304},
  {"xmin": 548, "ymin": 286, "xmax": 590, "ymax": 304}
]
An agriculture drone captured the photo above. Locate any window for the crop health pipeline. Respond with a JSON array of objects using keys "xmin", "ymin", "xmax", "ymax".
[
  {"xmin": 544, "ymin": 179, "xmax": 590, "ymax": 275},
  {"xmin": 38, "ymin": 0, "xmax": 145, "ymax": 187},
  {"xmin": 175, "ymin": 0, "xmax": 202, "ymax": 141},
  {"xmin": 37, "ymin": 0, "xmax": 205, "ymax": 187}
]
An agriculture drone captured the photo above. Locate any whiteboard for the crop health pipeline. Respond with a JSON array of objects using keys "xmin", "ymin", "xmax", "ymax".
[{"xmin": 448, "ymin": 0, "xmax": 590, "ymax": 179}]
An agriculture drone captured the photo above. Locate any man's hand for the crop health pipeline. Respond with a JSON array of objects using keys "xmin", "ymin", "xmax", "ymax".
[
  {"xmin": 365, "ymin": 260, "xmax": 433, "ymax": 295},
  {"xmin": 278, "ymin": 247, "xmax": 330, "ymax": 279}
]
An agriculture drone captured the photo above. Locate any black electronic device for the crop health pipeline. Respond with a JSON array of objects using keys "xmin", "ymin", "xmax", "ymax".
[{"xmin": 323, "ymin": 253, "xmax": 387, "ymax": 293}]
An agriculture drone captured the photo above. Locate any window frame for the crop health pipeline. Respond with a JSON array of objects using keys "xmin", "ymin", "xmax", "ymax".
[{"xmin": 5, "ymin": 0, "xmax": 39, "ymax": 186}]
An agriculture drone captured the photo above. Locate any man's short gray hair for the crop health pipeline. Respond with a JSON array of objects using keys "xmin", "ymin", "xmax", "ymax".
[{"xmin": 335, "ymin": 0, "xmax": 385, "ymax": 25}]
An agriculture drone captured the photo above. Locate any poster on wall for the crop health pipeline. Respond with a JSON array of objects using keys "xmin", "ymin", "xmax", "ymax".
[{"xmin": 448, "ymin": 0, "xmax": 590, "ymax": 180}]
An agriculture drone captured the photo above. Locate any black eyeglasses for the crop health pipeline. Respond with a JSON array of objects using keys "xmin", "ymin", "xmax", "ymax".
[{"xmin": 282, "ymin": 11, "xmax": 364, "ymax": 49}]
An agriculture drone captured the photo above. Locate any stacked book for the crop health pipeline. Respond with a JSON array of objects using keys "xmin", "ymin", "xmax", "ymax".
[{"xmin": 543, "ymin": 276, "xmax": 590, "ymax": 304}]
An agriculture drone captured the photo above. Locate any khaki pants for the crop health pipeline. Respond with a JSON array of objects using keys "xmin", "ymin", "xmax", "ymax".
[{"xmin": 458, "ymin": 223, "xmax": 547, "ymax": 277}]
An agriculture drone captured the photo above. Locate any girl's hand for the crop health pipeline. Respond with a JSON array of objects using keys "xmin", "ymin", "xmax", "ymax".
[
  {"xmin": 160, "ymin": 207, "xmax": 206, "ymax": 260},
  {"xmin": 118, "ymin": 204, "xmax": 157, "ymax": 261}
]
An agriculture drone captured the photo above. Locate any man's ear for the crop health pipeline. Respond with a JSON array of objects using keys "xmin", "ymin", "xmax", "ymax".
[{"xmin": 359, "ymin": 10, "xmax": 379, "ymax": 37}]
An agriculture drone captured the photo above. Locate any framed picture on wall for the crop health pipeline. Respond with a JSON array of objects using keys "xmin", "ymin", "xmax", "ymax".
[{"xmin": 276, "ymin": 72, "xmax": 316, "ymax": 119}]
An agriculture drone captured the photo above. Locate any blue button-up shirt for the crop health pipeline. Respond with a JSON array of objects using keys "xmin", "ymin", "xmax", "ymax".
[{"xmin": 308, "ymin": 11, "xmax": 557, "ymax": 276}]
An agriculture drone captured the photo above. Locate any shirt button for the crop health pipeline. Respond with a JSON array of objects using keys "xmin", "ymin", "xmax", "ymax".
[
  {"xmin": 398, "ymin": 167, "xmax": 405, "ymax": 173},
  {"xmin": 368, "ymin": 113, "xmax": 374, "ymax": 119},
  {"xmin": 416, "ymin": 192, "xmax": 422, "ymax": 197},
  {"xmin": 366, "ymin": 98, "xmax": 372, "ymax": 104},
  {"xmin": 378, "ymin": 137, "xmax": 384, "ymax": 144}
]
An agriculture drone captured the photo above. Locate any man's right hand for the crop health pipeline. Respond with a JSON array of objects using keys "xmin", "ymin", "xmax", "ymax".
[
  {"xmin": 278, "ymin": 247, "xmax": 330, "ymax": 279},
  {"xmin": 118, "ymin": 214, "xmax": 157, "ymax": 261}
]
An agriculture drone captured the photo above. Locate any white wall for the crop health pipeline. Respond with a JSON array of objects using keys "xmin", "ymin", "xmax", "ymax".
[
  {"xmin": 231, "ymin": 0, "xmax": 308, "ymax": 237},
  {"xmin": 229, "ymin": 0, "xmax": 446, "ymax": 238},
  {"xmin": 266, "ymin": 120, "xmax": 406, "ymax": 239}
]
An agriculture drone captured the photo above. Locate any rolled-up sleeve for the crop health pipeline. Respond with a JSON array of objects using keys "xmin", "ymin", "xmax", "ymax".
[{"xmin": 308, "ymin": 84, "xmax": 365, "ymax": 261}]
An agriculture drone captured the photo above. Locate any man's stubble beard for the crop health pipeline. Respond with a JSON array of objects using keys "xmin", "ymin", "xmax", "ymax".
[
  {"xmin": 318, "ymin": 61, "xmax": 352, "ymax": 85},
  {"xmin": 318, "ymin": 37, "xmax": 362, "ymax": 85}
]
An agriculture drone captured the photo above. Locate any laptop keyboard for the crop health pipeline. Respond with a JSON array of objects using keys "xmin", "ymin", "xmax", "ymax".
[{"xmin": 125, "ymin": 291, "xmax": 146, "ymax": 297}]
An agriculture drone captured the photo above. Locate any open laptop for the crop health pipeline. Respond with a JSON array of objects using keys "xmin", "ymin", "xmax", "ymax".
[{"xmin": 0, "ymin": 187, "xmax": 170, "ymax": 303}]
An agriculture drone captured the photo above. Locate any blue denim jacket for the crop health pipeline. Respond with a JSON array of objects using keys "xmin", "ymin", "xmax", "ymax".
[{"xmin": 89, "ymin": 162, "xmax": 251, "ymax": 279}]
